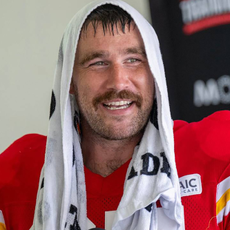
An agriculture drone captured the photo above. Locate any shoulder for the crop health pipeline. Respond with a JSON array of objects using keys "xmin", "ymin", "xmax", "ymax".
[
  {"xmin": 0, "ymin": 134, "xmax": 47, "ymax": 172},
  {"xmin": 173, "ymin": 111, "xmax": 230, "ymax": 229},
  {"xmin": 1, "ymin": 133, "xmax": 47, "ymax": 154},
  {"xmin": 174, "ymin": 110, "xmax": 230, "ymax": 161},
  {"xmin": 174, "ymin": 111, "xmax": 230, "ymax": 183},
  {"xmin": 174, "ymin": 110, "xmax": 230, "ymax": 132},
  {"xmin": 0, "ymin": 134, "xmax": 47, "ymax": 229}
]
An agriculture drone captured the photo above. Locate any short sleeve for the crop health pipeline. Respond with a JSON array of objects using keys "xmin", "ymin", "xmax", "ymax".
[
  {"xmin": 216, "ymin": 164, "xmax": 230, "ymax": 230},
  {"xmin": 0, "ymin": 134, "xmax": 46, "ymax": 230}
]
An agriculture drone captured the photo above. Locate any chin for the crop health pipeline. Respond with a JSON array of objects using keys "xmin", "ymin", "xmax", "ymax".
[{"xmin": 98, "ymin": 126, "xmax": 144, "ymax": 141}]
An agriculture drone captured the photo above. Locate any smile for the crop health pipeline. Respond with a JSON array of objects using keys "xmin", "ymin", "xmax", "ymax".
[{"xmin": 103, "ymin": 101, "xmax": 133, "ymax": 110}]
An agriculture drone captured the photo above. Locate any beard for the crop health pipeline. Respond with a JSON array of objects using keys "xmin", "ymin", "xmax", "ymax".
[{"xmin": 76, "ymin": 89, "xmax": 153, "ymax": 140}]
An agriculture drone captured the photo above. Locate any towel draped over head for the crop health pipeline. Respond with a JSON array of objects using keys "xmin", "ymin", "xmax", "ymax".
[{"xmin": 30, "ymin": 0, "xmax": 185, "ymax": 229}]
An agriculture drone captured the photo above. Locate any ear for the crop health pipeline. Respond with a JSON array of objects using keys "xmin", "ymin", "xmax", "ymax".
[{"xmin": 69, "ymin": 79, "xmax": 75, "ymax": 94}]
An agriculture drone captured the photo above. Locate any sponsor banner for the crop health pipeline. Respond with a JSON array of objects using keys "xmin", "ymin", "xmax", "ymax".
[
  {"xmin": 194, "ymin": 75, "xmax": 230, "ymax": 107},
  {"xmin": 149, "ymin": 0, "xmax": 230, "ymax": 121},
  {"xmin": 180, "ymin": 0, "xmax": 230, "ymax": 35}
]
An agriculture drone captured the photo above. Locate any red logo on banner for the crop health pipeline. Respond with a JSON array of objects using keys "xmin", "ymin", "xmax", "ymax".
[{"xmin": 180, "ymin": 0, "xmax": 230, "ymax": 35}]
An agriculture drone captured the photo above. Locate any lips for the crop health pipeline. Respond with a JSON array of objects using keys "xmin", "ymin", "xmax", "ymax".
[
  {"xmin": 93, "ymin": 89, "xmax": 142, "ymax": 110},
  {"xmin": 103, "ymin": 100, "xmax": 133, "ymax": 110}
]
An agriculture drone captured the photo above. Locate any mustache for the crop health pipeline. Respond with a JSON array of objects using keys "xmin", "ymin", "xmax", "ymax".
[{"xmin": 93, "ymin": 90, "xmax": 143, "ymax": 108}]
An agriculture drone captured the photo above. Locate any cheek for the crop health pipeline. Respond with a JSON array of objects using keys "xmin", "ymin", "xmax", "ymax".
[
  {"xmin": 137, "ymin": 70, "xmax": 154, "ymax": 94},
  {"xmin": 75, "ymin": 78, "xmax": 100, "ymax": 106},
  {"xmin": 149, "ymin": 77, "xmax": 155, "ymax": 96},
  {"xmin": 77, "ymin": 70, "xmax": 104, "ymax": 91},
  {"xmin": 139, "ymin": 72, "xmax": 155, "ymax": 107}
]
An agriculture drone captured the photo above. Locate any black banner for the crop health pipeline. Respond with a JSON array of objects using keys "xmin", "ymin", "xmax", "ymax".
[{"xmin": 149, "ymin": 0, "xmax": 230, "ymax": 121}]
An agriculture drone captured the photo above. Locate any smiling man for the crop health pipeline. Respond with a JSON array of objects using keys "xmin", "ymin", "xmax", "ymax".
[
  {"xmin": 25, "ymin": 1, "xmax": 230, "ymax": 230},
  {"xmin": 29, "ymin": 2, "xmax": 184, "ymax": 229}
]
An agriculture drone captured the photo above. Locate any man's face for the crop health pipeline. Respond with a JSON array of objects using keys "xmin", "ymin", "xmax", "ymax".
[{"xmin": 71, "ymin": 22, "xmax": 154, "ymax": 140}]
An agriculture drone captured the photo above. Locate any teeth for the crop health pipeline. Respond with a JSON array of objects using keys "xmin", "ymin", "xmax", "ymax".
[
  {"xmin": 104, "ymin": 101, "xmax": 131, "ymax": 106},
  {"xmin": 107, "ymin": 104, "xmax": 130, "ymax": 110},
  {"xmin": 103, "ymin": 100, "xmax": 133, "ymax": 110}
]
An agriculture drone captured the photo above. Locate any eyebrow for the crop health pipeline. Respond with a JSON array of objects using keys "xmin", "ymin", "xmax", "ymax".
[
  {"xmin": 78, "ymin": 46, "xmax": 147, "ymax": 66},
  {"xmin": 123, "ymin": 47, "xmax": 146, "ymax": 57},
  {"xmin": 79, "ymin": 51, "xmax": 108, "ymax": 66}
]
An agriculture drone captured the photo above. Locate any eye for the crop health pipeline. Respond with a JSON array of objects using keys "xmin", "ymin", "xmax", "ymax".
[
  {"xmin": 89, "ymin": 61, "xmax": 107, "ymax": 66},
  {"xmin": 127, "ymin": 58, "xmax": 141, "ymax": 63}
]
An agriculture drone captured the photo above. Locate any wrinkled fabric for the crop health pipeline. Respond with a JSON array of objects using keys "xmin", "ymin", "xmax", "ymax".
[{"xmin": 30, "ymin": 0, "xmax": 184, "ymax": 229}]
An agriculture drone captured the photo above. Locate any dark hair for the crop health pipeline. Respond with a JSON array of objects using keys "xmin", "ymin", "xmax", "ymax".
[{"xmin": 82, "ymin": 4, "xmax": 134, "ymax": 35}]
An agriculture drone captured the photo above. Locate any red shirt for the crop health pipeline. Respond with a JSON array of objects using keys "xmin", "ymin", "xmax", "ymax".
[
  {"xmin": 0, "ymin": 134, "xmax": 46, "ymax": 230},
  {"xmin": 85, "ymin": 160, "xmax": 130, "ymax": 228},
  {"xmin": 0, "ymin": 111, "xmax": 230, "ymax": 229}
]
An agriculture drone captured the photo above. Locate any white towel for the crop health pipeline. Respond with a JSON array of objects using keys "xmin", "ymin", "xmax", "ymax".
[{"xmin": 30, "ymin": 0, "xmax": 184, "ymax": 229}]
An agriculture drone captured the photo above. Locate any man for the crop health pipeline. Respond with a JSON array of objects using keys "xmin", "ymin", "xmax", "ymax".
[
  {"xmin": 0, "ymin": 0, "xmax": 230, "ymax": 229},
  {"xmin": 30, "ymin": 1, "xmax": 184, "ymax": 229}
]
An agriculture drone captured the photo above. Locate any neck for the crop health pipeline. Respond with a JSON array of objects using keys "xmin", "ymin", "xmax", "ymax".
[{"xmin": 81, "ymin": 126, "xmax": 143, "ymax": 177}]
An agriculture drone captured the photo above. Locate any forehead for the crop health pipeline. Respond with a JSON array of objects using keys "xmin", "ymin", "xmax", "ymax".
[{"xmin": 76, "ymin": 22, "xmax": 145, "ymax": 56}]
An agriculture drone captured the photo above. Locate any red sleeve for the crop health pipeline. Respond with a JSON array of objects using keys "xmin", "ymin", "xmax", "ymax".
[
  {"xmin": 194, "ymin": 111, "xmax": 230, "ymax": 230},
  {"xmin": 174, "ymin": 111, "xmax": 230, "ymax": 230},
  {"xmin": 199, "ymin": 111, "xmax": 230, "ymax": 229},
  {"xmin": 216, "ymin": 165, "xmax": 230, "ymax": 230},
  {"xmin": 201, "ymin": 111, "xmax": 230, "ymax": 230},
  {"xmin": 0, "ymin": 134, "xmax": 46, "ymax": 230},
  {"xmin": 173, "ymin": 119, "xmax": 188, "ymax": 133}
]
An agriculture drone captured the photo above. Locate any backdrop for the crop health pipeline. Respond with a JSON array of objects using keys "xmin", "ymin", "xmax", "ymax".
[{"xmin": 149, "ymin": 0, "xmax": 230, "ymax": 121}]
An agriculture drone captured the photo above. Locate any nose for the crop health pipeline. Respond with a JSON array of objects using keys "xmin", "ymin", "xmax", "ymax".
[{"xmin": 105, "ymin": 64, "xmax": 130, "ymax": 91}]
